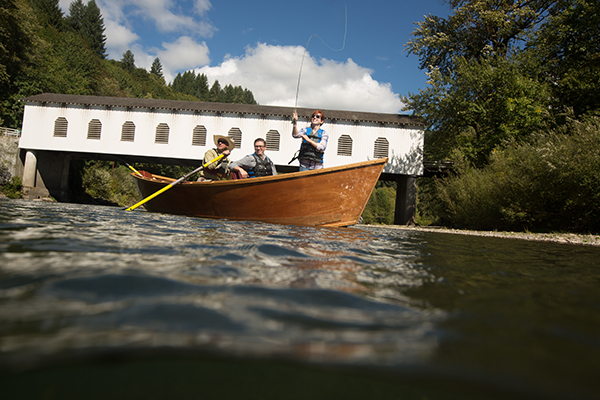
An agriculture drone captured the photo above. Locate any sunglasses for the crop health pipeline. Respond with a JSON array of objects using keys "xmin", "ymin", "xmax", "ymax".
[
  {"xmin": 218, "ymin": 140, "xmax": 227, "ymax": 145},
  {"xmin": 312, "ymin": 115, "xmax": 322, "ymax": 119}
]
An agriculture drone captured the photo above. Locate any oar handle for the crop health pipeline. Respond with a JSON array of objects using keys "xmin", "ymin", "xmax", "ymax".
[
  {"xmin": 126, "ymin": 163, "xmax": 143, "ymax": 176},
  {"xmin": 126, "ymin": 153, "xmax": 226, "ymax": 212}
]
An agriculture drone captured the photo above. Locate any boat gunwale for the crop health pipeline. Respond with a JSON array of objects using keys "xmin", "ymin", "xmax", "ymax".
[{"xmin": 132, "ymin": 158, "xmax": 388, "ymax": 185}]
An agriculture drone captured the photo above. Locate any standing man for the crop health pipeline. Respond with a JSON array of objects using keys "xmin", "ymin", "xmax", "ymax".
[
  {"xmin": 230, "ymin": 138, "xmax": 277, "ymax": 178},
  {"xmin": 198, "ymin": 135, "xmax": 234, "ymax": 181},
  {"xmin": 291, "ymin": 110, "xmax": 328, "ymax": 171}
]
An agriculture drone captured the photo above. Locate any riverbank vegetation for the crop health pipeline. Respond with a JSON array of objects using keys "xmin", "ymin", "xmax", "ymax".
[{"xmin": 406, "ymin": 0, "xmax": 600, "ymax": 234}]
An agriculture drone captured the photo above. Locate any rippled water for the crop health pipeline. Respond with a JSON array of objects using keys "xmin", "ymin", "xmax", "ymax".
[{"xmin": 1, "ymin": 199, "xmax": 599, "ymax": 399}]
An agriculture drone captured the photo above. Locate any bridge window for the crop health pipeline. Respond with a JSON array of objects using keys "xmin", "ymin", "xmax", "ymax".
[
  {"xmin": 374, "ymin": 137, "xmax": 389, "ymax": 159},
  {"xmin": 155, "ymin": 123, "xmax": 169, "ymax": 144},
  {"xmin": 228, "ymin": 127, "xmax": 241, "ymax": 149},
  {"xmin": 87, "ymin": 119, "xmax": 102, "ymax": 140},
  {"xmin": 266, "ymin": 130, "xmax": 280, "ymax": 151},
  {"xmin": 121, "ymin": 121, "xmax": 135, "ymax": 142},
  {"xmin": 192, "ymin": 125, "xmax": 207, "ymax": 146},
  {"xmin": 337, "ymin": 135, "xmax": 353, "ymax": 156},
  {"xmin": 53, "ymin": 117, "xmax": 68, "ymax": 137}
]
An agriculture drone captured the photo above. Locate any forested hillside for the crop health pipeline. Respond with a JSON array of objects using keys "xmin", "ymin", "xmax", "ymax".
[{"xmin": 0, "ymin": 0, "xmax": 256, "ymax": 129}]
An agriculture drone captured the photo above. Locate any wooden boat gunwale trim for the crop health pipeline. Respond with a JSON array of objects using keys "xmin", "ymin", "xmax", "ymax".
[{"xmin": 138, "ymin": 158, "xmax": 388, "ymax": 186}]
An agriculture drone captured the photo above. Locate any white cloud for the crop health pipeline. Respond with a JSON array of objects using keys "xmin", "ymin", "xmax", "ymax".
[
  {"xmin": 104, "ymin": 20, "xmax": 140, "ymax": 59},
  {"xmin": 196, "ymin": 43, "xmax": 404, "ymax": 114},
  {"xmin": 157, "ymin": 37, "xmax": 211, "ymax": 82}
]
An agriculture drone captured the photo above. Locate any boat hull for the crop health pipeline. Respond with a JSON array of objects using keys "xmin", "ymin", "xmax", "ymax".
[{"xmin": 131, "ymin": 158, "xmax": 387, "ymax": 227}]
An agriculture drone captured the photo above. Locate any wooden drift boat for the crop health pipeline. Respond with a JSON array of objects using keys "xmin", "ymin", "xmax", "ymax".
[{"xmin": 131, "ymin": 158, "xmax": 387, "ymax": 227}]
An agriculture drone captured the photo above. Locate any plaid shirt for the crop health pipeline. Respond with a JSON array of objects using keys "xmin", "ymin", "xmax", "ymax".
[{"xmin": 299, "ymin": 159, "xmax": 324, "ymax": 170}]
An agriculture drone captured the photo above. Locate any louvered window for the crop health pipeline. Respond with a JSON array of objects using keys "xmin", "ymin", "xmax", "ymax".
[
  {"xmin": 192, "ymin": 125, "xmax": 207, "ymax": 146},
  {"xmin": 266, "ymin": 130, "xmax": 280, "ymax": 151},
  {"xmin": 374, "ymin": 137, "xmax": 389, "ymax": 159},
  {"xmin": 53, "ymin": 117, "xmax": 68, "ymax": 137},
  {"xmin": 337, "ymin": 134, "xmax": 353, "ymax": 156},
  {"xmin": 121, "ymin": 121, "xmax": 135, "ymax": 142},
  {"xmin": 155, "ymin": 123, "xmax": 169, "ymax": 144},
  {"xmin": 228, "ymin": 127, "xmax": 241, "ymax": 149},
  {"xmin": 87, "ymin": 119, "xmax": 102, "ymax": 140}
]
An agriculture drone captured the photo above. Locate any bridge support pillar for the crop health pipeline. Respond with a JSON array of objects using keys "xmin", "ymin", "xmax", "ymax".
[
  {"xmin": 21, "ymin": 150, "xmax": 70, "ymax": 201},
  {"xmin": 22, "ymin": 150, "xmax": 37, "ymax": 188},
  {"xmin": 394, "ymin": 175, "xmax": 416, "ymax": 225}
]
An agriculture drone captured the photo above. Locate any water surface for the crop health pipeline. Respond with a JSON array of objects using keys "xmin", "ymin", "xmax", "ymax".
[{"xmin": 0, "ymin": 199, "xmax": 598, "ymax": 399}]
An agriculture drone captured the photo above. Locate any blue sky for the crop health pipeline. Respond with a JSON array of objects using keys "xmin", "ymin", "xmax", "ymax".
[{"xmin": 58, "ymin": 0, "xmax": 451, "ymax": 114}]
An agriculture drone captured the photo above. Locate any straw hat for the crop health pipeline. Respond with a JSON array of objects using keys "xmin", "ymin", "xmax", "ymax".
[{"xmin": 213, "ymin": 135, "xmax": 235, "ymax": 150}]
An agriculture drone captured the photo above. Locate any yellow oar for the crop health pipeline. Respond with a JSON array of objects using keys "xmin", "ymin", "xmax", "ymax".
[
  {"xmin": 125, "ymin": 163, "xmax": 142, "ymax": 176},
  {"xmin": 126, "ymin": 154, "xmax": 226, "ymax": 211}
]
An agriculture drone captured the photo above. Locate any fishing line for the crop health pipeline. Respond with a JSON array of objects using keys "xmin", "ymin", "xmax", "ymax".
[{"xmin": 294, "ymin": 4, "xmax": 348, "ymax": 113}]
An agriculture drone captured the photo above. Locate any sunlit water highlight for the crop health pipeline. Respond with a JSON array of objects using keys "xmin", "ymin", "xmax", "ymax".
[{"xmin": 0, "ymin": 199, "xmax": 598, "ymax": 399}]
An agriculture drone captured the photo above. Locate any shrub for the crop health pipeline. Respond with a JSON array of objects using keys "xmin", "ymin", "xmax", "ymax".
[
  {"xmin": 1, "ymin": 176, "xmax": 23, "ymax": 199},
  {"xmin": 362, "ymin": 184, "xmax": 396, "ymax": 225},
  {"xmin": 430, "ymin": 115, "xmax": 600, "ymax": 233}
]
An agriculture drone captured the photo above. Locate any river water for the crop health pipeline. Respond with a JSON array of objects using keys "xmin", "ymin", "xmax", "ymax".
[{"xmin": 0, "ymin": 199, "xmax": 598, "ymax": 399}]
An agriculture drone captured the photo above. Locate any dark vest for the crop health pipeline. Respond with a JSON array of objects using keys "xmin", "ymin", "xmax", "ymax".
[
  {"xmin": 299, "ymin": 128, "xmax": 324, "ymax": 163},
  {"xmin": 249, "ymin": 154, "xmax": 274, "ymax": 177}
]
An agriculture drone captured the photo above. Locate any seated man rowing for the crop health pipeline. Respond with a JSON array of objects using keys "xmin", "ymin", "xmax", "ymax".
[
  {"xmin": 198, "ymin": 135, "xmax": 234, "ymax": 181},
  {"xmin": 230, "ymin": 138, "xmax": 277, "ymax": 179}
]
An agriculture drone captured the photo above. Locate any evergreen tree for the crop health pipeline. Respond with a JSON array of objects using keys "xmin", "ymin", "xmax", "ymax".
[
  {"xmin": 243, "ymin": 89, "xmax": 257, "ymax": 105},
  {"xmin": 67, "ymin": 0, "xmax": 106, "ymax": 58},
  {"xmin": 30, "ymin": 0, "xmax": 64, "ymax": 29},
  {"xmin": 150, "ymin": 57, "xmax": 163, "ymax": 78},
  {"xmin": 209, "ymin": 80, "xmax": 222, "ymax": 102},
  {"xmin": 121, "ymin": 50, "xmax": 135, "ymax": 72},
  {"xmin": 67, "ymin": 0, "xmax": 85, "ymax": 31},
  {"xmin": 194, "ymin": 73, "xmax": 209, "ymax": 100},
  {"xmin": 82, "ymin": 0, "xmax": 106, "ymax": 58}
]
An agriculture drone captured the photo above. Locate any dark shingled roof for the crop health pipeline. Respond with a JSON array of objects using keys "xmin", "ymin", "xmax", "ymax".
[{"xmin": 22, "ymin": 93, "xmax": 423, "ymax": 126}]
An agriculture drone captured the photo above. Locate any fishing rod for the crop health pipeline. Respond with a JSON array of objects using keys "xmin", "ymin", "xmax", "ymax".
[{"xmin": 293, "ymin": 3, "xmax": 348, "ymax": 122}]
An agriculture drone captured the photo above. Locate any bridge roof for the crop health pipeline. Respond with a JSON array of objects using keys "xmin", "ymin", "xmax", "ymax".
[{"xmin": 23, "ymin": 93, "xmax": 423, "ymax": 127}]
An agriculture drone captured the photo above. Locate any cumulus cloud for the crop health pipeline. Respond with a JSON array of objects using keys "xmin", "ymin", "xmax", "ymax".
[
  {"xmin": 104, "ymin": 20, "xmax": 140, "ymax": 59},
  {"xmin": 197, "ymin": 43, "xmax": 404, "ymax": 113},
  {"xmin": 157, "ymin": 37, "xmax": 211, "ymax": 82}
]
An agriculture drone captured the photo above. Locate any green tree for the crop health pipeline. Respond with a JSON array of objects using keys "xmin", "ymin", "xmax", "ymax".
[
  {"xmin": 42, "ymin": 31, "xmax": 101, "ymax": 95},
  {"xmin": 121, "ymin": 49, "xmax": 135, "ymax": 72},
  {"xmin": 404, "ymin": 0, "xmax": 553, "ymax": 166},
  {"xmin": 209, "ymin": 80, "xmax": 222, "ymax": 102},
  {"xmin": 67, "ymin": 0, "xmax": 85, "ymax": 31},
  {"xmin": 67, "ymin": 0, "xmax": 106, "ymax": 58},
  {"xmin": 30, "ymin": 0, "xmax": 64, "ymax": 29},
  {"xmin": 0, "ymin": 0, "xmax": 41, "ymax": 127},
  {"xmin": 406, "ymin": 0, "xmax": 552, "ymax": 77},
  {"xmin": 406, "ymin": 55, "xmax": 548, "ymax": 165},
  {"xmin": 82, "ymin": 0, "xmax": 106, "ymax": 58},
  {"xmin": 528, "ymin": 0, "xmax": 600, "ymax": 117},
  {"xmin": 150, "ymin": 57, "xmax": 163, "ymax": 79}
]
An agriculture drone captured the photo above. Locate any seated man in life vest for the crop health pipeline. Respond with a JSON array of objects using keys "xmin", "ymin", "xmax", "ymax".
[
  {"xmin": 230, "ymin": 138, "xmax": 277, "ymax": 179},
  {"xmin": 198, "ymin": 135, "xmax": 234, "ymax": 181}
]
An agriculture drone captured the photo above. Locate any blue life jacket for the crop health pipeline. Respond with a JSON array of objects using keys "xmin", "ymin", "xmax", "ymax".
[{"xmin": 299, "ymin": 128, "xmax": 324, "ymax": 163}]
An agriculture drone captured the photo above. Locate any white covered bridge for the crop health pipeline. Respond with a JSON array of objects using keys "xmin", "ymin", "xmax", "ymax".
[{"xmin": 18, "ymin": 93, "xmax": 424, "ymax": 224}]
